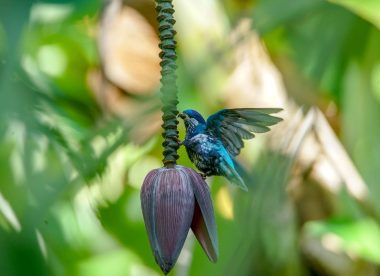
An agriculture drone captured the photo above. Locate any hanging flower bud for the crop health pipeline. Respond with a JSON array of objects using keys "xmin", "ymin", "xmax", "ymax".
[{"xmin": 141, "ymin": 165, "xmax": 218, "ymax": 274}]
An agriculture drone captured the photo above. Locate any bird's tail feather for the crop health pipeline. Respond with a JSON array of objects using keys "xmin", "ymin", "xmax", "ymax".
[
  {"xmin": 220, "ymin": 160, "xmax": 248, "ymax": 191},
  {"xmin": 232, "ymin": 159, "xmax": 253, "ymax": 189}
]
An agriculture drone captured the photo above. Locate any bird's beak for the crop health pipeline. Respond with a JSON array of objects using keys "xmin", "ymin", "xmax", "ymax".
[{"xmin": 178, "ymin": 112, "xmax": 186, "ymax": 119}]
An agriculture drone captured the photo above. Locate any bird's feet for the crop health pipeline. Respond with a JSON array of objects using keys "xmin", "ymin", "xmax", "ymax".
[{"xmin": 199, "ymin": 172, "xmax": 207, "ymax": 180}]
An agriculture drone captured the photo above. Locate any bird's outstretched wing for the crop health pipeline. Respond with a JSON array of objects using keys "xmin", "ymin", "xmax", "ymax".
[{"xmin": 206, "ymin": 108, "xmax": 283, "ymax": 156}]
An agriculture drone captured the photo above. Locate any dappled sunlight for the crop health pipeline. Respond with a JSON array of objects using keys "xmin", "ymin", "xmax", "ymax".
[
  {"xmin": 30, "ymin": 3, "xmax": 73, "ymax": 24},
  {"xmin": 37, "ymin": 45, "xmax": 67, "ymax": 77},
  {"xmin": 216, "ymin": 186, "xmax": 234, "ymax": 220},
  {"xmin": 0, "ymin": 193, "xmax": 21, "ymax": 232}
]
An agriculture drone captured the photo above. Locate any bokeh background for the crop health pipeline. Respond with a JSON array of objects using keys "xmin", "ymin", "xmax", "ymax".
[{"xmin": 1, "ymin": 0, "xmax": 380, "ymax": 275}]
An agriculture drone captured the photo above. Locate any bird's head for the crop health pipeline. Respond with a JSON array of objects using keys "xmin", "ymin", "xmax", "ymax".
[{"xmin": 178, "ymin": 109, "xmax": 206, "ymax": 131}]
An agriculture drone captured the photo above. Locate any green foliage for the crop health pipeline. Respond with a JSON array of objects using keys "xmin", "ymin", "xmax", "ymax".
[
  {"xmin": 330, "ymin": 0, "xmax": 380, "ymax": 29},
  {"xmin": 1, "ymin": 0, "xmax": 380, "ymax": 275},
  {"xmin": 306, "ymin": 218, "xmax": 380, "ymax": 264}
]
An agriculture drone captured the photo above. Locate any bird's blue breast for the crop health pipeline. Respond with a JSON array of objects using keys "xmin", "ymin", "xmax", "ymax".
[{"xmin": 183, "ymin": 132, "xmax": 234, "ymax": 176}]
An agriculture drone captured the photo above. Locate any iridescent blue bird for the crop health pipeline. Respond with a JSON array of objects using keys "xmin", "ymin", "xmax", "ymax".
[{"xmin": 178, "ymin": 108, "xmax": 283, "ymax": 191}]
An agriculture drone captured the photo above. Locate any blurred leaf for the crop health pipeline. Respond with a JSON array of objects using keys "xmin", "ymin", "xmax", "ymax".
[
  {"xmin": 306, "ymin": 218, "xmax": 380, "ymax": 264},
  {"xmin": 329, "ymin": 0, "xmax": 380, "ymax": 29},
  {"xmin": 252, "ymin": 0, "xmax": 325, "ymax": 34},
  {"xmin": 258, "ymin": 0, "xmax": 373, "ymax": 104},
  {"xmin": 0, "ymin": 228, "xmax": 48, "ymax": 276},
  {"xmin": 341, "ymin": 28, "xmax": 380, "ymax": 217},
  {"xmin": 77, "ymin": 249, "xmax": 159, "ymax": 276},
  {"xmin": 97, "ymin": 185, "xmax": 161, "ymax": 274}
]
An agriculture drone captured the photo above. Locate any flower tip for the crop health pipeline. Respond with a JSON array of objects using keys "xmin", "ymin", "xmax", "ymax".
[{"xmin": 159, "ymin": 261, "xmax": 174, "ymax": 275}]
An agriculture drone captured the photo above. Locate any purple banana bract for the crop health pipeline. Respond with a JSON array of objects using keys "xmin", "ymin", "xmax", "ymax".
[{"xmin": 141, "ymin": 165, "xmax": 218, "ymax": 274}]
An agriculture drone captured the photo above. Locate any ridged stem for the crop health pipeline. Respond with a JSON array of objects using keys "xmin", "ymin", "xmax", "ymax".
[{"xmin": 156, "ymin": 0, "xmax": 180, "ymax": 166}]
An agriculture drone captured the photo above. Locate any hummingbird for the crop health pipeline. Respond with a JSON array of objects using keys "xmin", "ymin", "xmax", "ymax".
[{"xmin": 178, "ymin": 108, "xmax": 282, "ymax": 190}]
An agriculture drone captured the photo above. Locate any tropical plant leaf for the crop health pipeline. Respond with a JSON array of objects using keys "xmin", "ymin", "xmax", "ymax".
[{"xmin": 329, "ymin": 0, "xmax": 380, "ymax": 29}]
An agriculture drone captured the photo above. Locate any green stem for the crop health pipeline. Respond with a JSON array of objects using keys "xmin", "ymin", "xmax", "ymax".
[{"xmin": 156, "ymin": 0, "xmax": 180, "ymax": 167}]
